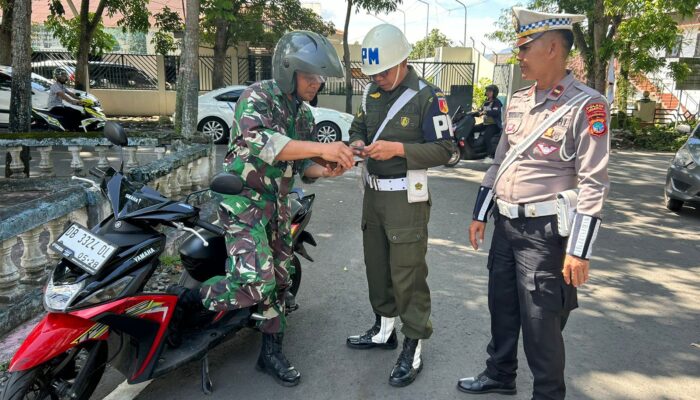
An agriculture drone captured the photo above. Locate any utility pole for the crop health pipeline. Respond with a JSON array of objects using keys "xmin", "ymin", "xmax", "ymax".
[
  {"xmin": 417, "ymin": 0, "xmax": 430, "ymax": 63},
  {"xmin": 454, "ymin": 0, "xmax": 467, "ymax": 49}
]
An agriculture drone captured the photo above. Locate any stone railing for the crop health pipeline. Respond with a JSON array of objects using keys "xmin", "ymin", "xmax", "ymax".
[{"xmin": 0, "ymin": 140, "xmax": 216, "ymax": 335}]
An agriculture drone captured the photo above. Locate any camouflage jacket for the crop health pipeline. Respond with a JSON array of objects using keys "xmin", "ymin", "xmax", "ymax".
[{"xmin": 223, "ymin": 80, "xmax": 314, "ymax": 201}]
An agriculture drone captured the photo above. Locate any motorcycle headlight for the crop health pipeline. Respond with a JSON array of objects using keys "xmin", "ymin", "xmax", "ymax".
[
  {"xmin": 77, "ymin": 276, "xmax": 133, "ymax": 307},
  {"xmin": 44, "ymin": 277, "xmax": 85, "ymax": 312},
  {"xmin": 672, "ymin": 146, "xmax": 694, "ymax": 168}
]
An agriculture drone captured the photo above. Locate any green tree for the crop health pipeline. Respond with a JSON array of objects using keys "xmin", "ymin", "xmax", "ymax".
[
  {"xmin": 342, "ymin": 0, "xmax": 403, "ymax": 113},
  {"xmin": 409, "ymin": 28, "xmax": 452, "ymax": 60},
  {"xmin": 200, "ymin": 0, "xmax": 335, "ymax": 89},
  {"xmin": 151, "ymin": 6, "xmax": 183, "ymax": 56},
  {"xmin": 472, "ymin": 77, "xmax": 493, "ymax": 110},
  {"xmin": 487, "ymin": 0, "xmax": 699, "ymax": 95},
  {"xmin": 45, "ymin": 0, "xmax": 150, "ymax": 90},
  {"xmin": 45, "ymin": 13, "xmax": 119, "ymax": 56}
]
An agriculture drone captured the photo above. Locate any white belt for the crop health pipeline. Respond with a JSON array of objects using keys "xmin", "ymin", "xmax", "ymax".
[
  {"xmin": 496, "ymin": 199, "xmax": 558, "ymax": 219},
  {"xmin": 365, "ymin": 175, "xmax": 407, "ymax": 191}
]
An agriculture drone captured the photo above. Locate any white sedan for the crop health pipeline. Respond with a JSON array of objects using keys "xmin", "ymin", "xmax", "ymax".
[
  {"xmin": 0, "ymin": 65, "xmax": 100, "ymax": 126},
  {"xmin": 196, "ymin": 85, "xmax": 353, "ymax": 144}
]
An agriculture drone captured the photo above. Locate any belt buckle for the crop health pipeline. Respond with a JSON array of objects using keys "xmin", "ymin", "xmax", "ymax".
[{"xmin": 527, "ymin": 204, "xmax": 537, "ymax": 217}]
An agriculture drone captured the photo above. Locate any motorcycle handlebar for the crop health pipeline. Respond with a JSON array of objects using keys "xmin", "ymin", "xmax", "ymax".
[{"xmin": 194, "ymin": 219, "xmax": 226, "ymax": 236}]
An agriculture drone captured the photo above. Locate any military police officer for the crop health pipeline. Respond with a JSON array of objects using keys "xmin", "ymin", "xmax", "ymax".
[
  {"xmin": 457, "ymin": 8, "xmax": 610, "ymax": 400},
  {"xmin": 346, "ymin": 24, "xmax": 457, "ymax": 387},
  {"xmin": 200, "ymin": 31, "xmax": 354, "ymax": 387}
]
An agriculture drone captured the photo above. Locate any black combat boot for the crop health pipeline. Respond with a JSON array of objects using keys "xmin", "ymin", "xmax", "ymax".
[
  {"xmin": 256, "ymin": 333, "xmax": 301, "ymax": 387},
  {"xmin": 346, "ymin": 314, "xmax": 398, "ymax": 349},
  {"xmin": 389, "ymin": 338, "xmax": 422, "ymax": 387}
]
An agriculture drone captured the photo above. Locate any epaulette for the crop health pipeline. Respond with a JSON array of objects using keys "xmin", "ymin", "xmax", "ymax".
[{"xmin": 512, "ymin": 84, "xmax": 534, "ymax": 97}]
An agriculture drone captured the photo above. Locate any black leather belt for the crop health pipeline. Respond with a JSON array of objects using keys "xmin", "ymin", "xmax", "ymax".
[{"xmin": 368, "ymin": 173, "xmax": 407, "ymax": 179}]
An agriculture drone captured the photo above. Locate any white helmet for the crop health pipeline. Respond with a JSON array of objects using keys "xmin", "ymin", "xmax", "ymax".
[{"xmin": 360, "ymin": 24, "xmax": 411, "ymax": 76}]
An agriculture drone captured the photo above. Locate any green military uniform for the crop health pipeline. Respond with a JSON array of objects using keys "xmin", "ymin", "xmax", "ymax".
[
  {"xmin": 349, "ymin": 66, "xmax": 456, "ymax": 339},
  {"xmin": 201, "ymin": 79, "xmax": 313, "ymax": 334}
]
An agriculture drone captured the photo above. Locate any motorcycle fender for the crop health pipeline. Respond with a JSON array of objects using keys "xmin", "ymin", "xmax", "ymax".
[{"xmin": 8, "ymin": 313, "xmax": 107, "ymax": 372}]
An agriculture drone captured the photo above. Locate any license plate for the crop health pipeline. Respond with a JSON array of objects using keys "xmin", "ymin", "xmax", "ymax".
[{"xmin": 51, "ymin": 224, "xmax": 117, "ymax": 275}]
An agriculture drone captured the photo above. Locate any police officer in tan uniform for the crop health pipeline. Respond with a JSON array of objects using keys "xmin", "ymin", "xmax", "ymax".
[{"xmin": 457, "ymin": 8, "xmax": 610, "ymax": 400}]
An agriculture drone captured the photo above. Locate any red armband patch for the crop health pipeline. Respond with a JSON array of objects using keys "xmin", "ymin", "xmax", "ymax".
[{"xmin": 585, "ymin": 103, "xmax": 607, "ymax": 136}]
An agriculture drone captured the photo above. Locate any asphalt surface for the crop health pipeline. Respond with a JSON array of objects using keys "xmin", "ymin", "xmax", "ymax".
[{"xmin": 78, "ymin": 149, "xmax": 698, "ymax": 400}]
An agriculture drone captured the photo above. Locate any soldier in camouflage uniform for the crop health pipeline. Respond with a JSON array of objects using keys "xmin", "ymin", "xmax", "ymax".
[{"xmin": 200, "ymin": 31, "xmax": 353, "ymax": 387}]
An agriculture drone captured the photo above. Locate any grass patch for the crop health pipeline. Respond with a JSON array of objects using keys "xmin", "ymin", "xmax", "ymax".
[{"xmin": 159, "ymin": 255, "xmax": 181, "ymax": 267}]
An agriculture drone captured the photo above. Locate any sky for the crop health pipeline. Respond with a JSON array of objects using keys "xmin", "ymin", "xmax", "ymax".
[{"xmin": 304, "ymin": 0, "xmax": 520, "ymax": 55}]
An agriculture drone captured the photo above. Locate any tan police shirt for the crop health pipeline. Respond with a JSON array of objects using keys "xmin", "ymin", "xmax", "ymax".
[{"xmin": 482, "ymin": 72, "xmax": 610, "ymax": 218}]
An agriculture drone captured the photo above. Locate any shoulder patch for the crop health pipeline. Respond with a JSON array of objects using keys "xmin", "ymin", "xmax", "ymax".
[
  {"xmin": 369, "ymin": 92, "xmax": 381, "ymax": 99},
  {"xmin": 585, "ymin": 102, "xmax": 608, "ymax": 137}
]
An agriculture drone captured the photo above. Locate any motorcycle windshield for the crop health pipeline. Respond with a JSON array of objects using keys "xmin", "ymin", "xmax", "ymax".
[{"xmin": 105, "ymin": 172, "xmax": 169, "ymax": 219}]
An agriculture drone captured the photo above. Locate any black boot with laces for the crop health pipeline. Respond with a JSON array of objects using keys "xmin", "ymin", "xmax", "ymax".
[
  {"xmin": 256, "ymin": 333, "xmax": 301, "ymax": 387},
  {"xmin": 389, "ymin": 338, "xmax": 423, "ymax": 387},
  {"xmin": 346, "ymin": 313, "xmax": 398, "ymax": 349}
]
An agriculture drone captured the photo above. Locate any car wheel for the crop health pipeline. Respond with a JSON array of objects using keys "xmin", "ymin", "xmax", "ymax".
[
  {"xmin": 664, "ymin": 192, "xmax": 684, "ymax": 212},
  {"xmin": 314, "ymin": 121, "xmax": 342, "ymax": 143},
  {"xmin": 198, "ymin": 117, "xmax": 229, "ymax": 144}
]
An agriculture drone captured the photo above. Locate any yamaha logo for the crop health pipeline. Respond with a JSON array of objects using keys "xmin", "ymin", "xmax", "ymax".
[
  {"xmin": 114, "ymin": 221, "xmax": 122, "ymax": 229},
  {"xmin": 133, "ymin": 248, "xmax": 156, "ymax": 263},
  {"xmin": 125, "ymin": 193, "xmax": 141, "ymax": 204}
]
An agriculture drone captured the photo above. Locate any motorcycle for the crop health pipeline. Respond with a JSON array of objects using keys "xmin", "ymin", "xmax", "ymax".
[
  {"xmin": 445, "ymin": 105, "xmax": 502, "ymax": 166},
  {"xmin": 32, "ymin": 97, "xmax": 106, "ymax": 132},
  {"xmin": 0, "ymin": 122, "xmax": 317, "ymax": 399}
]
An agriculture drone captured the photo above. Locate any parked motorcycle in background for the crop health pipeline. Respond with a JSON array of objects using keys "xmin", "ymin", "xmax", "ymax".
[
  {"xmin": 445, "ymin": 105, "xmax": 503, "ymax": 167},
  {"xmin": 0, "ymin": 122, "xmax": 318, "ymax": 399}
]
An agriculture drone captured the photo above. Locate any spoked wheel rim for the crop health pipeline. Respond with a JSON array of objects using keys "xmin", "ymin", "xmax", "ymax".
[
  {"xmin": 316, "ymin": 124, "xmax": 339, "ymax": 143},
  {"xmin": 202, "ymin": 120, "xmax": 225, "ymax": 142}
]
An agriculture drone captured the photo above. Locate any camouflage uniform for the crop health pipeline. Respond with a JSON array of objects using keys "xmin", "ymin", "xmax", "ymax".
[{"xmin": 201, "ymin": 80, "xmax": 314, "ymax": 334}]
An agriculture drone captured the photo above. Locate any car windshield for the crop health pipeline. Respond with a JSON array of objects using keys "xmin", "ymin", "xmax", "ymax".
[{"xmin": 31, "ymin": 75, "xmax": 51, "ymax": 91}]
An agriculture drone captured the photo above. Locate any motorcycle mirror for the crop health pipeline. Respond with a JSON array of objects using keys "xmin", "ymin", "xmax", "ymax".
[
  {"xmin": 103, "ymin": 121, "xmax": 128, "ymax": 147},
  {"xmin": 210, "ymin": 173, "xmax": 244, "ymax": 196}
]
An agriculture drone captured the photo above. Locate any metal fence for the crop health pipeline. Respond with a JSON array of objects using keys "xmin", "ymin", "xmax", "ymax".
[
  {"xmin": 493, "ymin": 64, "xmax": 512, "ymax": 98},
  {"xmin": 238, "ymin": 55, "xmax": 272, "ymax": 85}
]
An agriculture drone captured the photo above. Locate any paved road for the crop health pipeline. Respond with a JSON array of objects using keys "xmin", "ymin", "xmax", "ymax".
[{"xmin": 84, "ymin": 150, "xmax": 699, "ymax": 400}]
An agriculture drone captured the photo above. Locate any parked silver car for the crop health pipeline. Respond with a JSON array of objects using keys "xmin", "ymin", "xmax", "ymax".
[{"xmin": 665, "ymin": 124, "xmax": 700, "ymax": 212}]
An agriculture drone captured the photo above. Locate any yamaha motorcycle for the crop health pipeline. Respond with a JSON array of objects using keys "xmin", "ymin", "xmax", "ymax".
[
  {"xmin": 32, "ymin": 97, "xmax": 106, "ymax": 132},
  {"xmin": 0, "ymin": 122, "xmax": 317, "ymax": 399}
]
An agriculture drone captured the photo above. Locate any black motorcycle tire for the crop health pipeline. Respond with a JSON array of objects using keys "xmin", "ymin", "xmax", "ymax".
[
  {"xmin": 290, "ymin": 256, "xmax": 302, "ymax": 296},
  {"xmin": 0, "ymin": 341, "xmax": 107, "ymax": 400}
]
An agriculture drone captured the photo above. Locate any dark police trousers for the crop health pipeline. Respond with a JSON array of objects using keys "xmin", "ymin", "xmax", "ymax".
[
  {"xmin": 485, "ymin": 211, "xmax": 578, "ymax": 400},
  {"xmin": 361, "ymin": 187, "xmax": 433, "ymax": 340}
]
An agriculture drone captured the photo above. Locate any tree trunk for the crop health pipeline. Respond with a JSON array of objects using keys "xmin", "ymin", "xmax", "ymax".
[
  {"xmin": 0, "ymin": 0, "xmax": 15, "ymax": 65},
  {"xmin": 9, "ymin": 0, "xmax": 31, "ymax": 133},
  {"xmin": 176, "ymin": 0, "xmax": 200, "ymax": 138},
  {"xmin": 343, "ymin": 0, "xmax": 353, "ymax": 114},
  {"xmin": 212, "ymin": 18, "xmax": 229, "ymax": 90},
  {"xmin": 74, "ymin": 0, "xmax": 92, "ymax": 91},
  {"xmin": 590, "ymin": 0, "xmax": 608, "ymax": 93}
]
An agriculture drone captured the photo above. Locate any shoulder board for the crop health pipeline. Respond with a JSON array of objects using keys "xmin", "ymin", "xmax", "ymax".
[{"xmin": 572, "ymin": 81, "xmax": 603, "ymax": 98}]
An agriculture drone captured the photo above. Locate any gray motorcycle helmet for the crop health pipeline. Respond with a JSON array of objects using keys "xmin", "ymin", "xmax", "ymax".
[{"xmin": 272, "ymin": 31, "xmax": 345, "ymax": 95}]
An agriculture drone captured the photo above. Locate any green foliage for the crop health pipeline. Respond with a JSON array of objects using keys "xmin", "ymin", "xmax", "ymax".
[
  {"xmin": 159, "ymin": 255, "xmax": 181, "ymax": 267},
  {"xmin": 409, "ymin": 28, "xmax": 452, "ymax": 60},
  {"xmin": 472, "ymin": 77, "xmax": 493, "ymax": 110},
  {"xmin": 151, "ymin": 6, "xmax": 183, "ymax": 56},
  {"xmin": 45, "ymin": 13, "xmax": 118, "ymax": 57},
  {"xmin": 617, "ymin": 124, "xmax": 690, "ymax": 151}
]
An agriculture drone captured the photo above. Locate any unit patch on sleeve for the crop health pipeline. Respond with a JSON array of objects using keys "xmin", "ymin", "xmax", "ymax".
[{"xmin": 584, "ymin": 103, "xmax": 608, "ymax": 137}]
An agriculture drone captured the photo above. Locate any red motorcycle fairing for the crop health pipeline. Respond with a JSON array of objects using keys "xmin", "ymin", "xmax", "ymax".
[{"xmin": 9, "ymin": 294, "xmax": 178, "ymax": 378}]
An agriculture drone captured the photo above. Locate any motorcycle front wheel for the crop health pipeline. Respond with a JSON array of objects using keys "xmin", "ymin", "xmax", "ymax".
[
  {"xmin": 0, "ymin": 341, "xmax": 107, "ymax": 400},
  {"xmin": 290, "ymin": 256, "xmax": 302, "ymax": 296}
]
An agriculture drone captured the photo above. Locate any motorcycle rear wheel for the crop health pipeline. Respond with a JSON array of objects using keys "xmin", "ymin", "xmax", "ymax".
[{"xmin": 0, "ymin": 341, "xmax": 107, "ymax": 400}]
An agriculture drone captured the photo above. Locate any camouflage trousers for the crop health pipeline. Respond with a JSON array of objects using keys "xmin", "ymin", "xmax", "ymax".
[{"xmin": 200, "ymin": 192, "xmax": 294, "ymax": 334}]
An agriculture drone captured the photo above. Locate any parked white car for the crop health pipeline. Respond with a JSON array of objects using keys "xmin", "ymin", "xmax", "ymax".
[
  {"xmin": 0, "ymin": 65, "xmax": 101, "ymax": 126},
  {"xmin": 195, "ymin": 84, "xmax": 353, "ymax": 144}
]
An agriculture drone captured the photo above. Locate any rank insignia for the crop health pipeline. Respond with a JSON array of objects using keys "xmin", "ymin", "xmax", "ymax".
[
  {"xmin": 435, "ymin": 91, "xmax": 445, "ymax": 97},
  {"xmin": 550, "ymin": 85, "xmax": 564, "ymax": 99},
  {"xmin": 401, "ymin": 117, "xmax": 410, "ymax": 127},
  {"xmin": 438, "ymin": 98, "xmax": 449, "ymax": 113},
  {"xmin": 415, "ymin": 182, "xmax": 423, "ymax": 191},
  {"xmin": 369, "ymin": 92, "xmax": 381, "ymax": 99},
  {"xmin": 544, "ymin": 127, "xmax": 555, "ymax": 139}
]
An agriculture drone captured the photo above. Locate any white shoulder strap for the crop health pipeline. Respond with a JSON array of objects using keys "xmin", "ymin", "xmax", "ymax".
[
  {"xmin": 493, "ymin": 92, "xmax": 590, "ymax": 187},
  {"xmin": 370, "ymin": 81, "xmax": 427, "ymax": 144}
]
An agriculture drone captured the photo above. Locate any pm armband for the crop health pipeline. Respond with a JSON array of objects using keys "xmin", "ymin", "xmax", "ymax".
[
  {"xmin": 566, "ymin": 214, "xmax": 602, "ymax": 260},
  {"xmin": 472, "ymin": 186, "xmax": 495, "ymax": 222}
]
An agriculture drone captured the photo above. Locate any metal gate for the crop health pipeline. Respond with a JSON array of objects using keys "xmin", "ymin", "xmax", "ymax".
[
  {"xmin": 238, "ymin": 55, "xmax": 272, "ymax": 85},
  {"xmin": 493, "ymin": 64, "xmax": 512, "ymax": 98}
]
